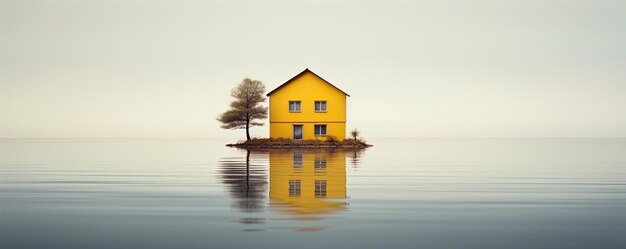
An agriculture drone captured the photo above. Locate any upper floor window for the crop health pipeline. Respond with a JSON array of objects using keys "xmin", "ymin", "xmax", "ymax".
[
  {"xmin": 315, "ymin": 101, "xmax": 327, "ymax": 112},
  {"xmin": 315, "ymin": 180, "xmax": 327, "ymax": 198},
  {"xmin": 289, "ymin": 101, "xmax": 301, "ymax": 112},
  {"xmin": 314, "ymin": 125, "xmax": 327, "ymax": 136},
  {"xmin": 289, "ymin": 180, "xmax": 301, "ymax": 197}
]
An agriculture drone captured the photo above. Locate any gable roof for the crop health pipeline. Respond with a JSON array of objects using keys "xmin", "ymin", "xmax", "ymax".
[{"xmin": 266, "ymin": 68, "xmax": 350, "ymax": 97}]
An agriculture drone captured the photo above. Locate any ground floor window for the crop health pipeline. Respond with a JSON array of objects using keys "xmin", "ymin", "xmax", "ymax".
[
  {"xmin": 314, "ymin": 125, "xmax": 327, "ymax": 136},
  {"xmin": 314, "ymin": 156, "xmax": 327, "ymax": 169},
  {"xmin": 293, "ymin": 125, "xmax": 303, "ymax": 139},
  {"xmin": 293, "ymin": 152, "xmax": 303, "ymax": 168}
]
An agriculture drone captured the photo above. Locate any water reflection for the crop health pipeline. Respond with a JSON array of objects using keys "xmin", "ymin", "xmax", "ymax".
[
  {"xmin": 269, "ymin": 149, "xmax": 347, "ymax": 218},
  {"xmin": 218, "ymin": 148, "xmax": 362, "ymax": 230},
  {"xmin": 217, "ymin": 150, "xmax": 268, "ymax": 212}
]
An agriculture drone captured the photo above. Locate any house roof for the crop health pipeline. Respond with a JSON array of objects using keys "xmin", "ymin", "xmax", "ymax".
[{"xmin": 266, "ymin": 68, "xmax": 350, "ymax": 97}]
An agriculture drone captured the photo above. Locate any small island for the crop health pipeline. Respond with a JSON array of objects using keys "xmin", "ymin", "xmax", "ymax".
[
  {"xmin": 218, "ymin": 68, "xmax": 371, "ymax": 149},
  {"xmin": 227, "ymin": 137, "xmax": 372, "ymax": 149}
]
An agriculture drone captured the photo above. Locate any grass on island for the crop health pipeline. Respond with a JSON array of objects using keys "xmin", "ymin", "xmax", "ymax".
[{"xmin": 227, "ymin": 137, "xmax": 372, "ymax": 149}]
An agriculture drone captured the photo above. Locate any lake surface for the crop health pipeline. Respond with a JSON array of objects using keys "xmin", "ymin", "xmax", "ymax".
[{"xmin": 1, "ymin": 138, "xmax": 626, "ymax": 249}]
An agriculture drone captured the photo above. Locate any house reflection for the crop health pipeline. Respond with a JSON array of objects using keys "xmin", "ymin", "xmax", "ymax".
[
  {"xmin": 268, "ymin": 149, "xmax": 347, "ymax": 218},
  {"xmin": 218, "ymin": 148, "xmax": 356, "ymax": 230}
]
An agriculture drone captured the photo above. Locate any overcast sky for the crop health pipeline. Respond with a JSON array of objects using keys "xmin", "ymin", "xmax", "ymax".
[{"xmin": 1, "ymin": 0, "xmax": 625, "ymax": 138}]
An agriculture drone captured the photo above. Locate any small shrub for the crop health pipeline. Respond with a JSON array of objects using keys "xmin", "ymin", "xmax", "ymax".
[
  {"xmin": 326, "ymin": 135, "xmax": 339, "ymax": 143},
  {"xmin": 351, "ymin": 128, "xmax": 360, "ymax": 140}
]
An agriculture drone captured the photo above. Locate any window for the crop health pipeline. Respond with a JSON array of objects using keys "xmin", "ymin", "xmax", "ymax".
[
  {"xmin": 314, "ymin": 156, "xmax": 327, "ymax": 169},
  {"xmin": 289, "ymin": 101, "xmax": 301, "ymax": 112},
  {"xmin": 293, "ymin": 152, "xmax": 303, "ymax": 168},
  {"xmin": 293, "ymin": 125, "xmax": 303, "ymax": 140},
  {"xmin": 315, "ymin": 180, "xmax": 327, "ymax": 198},
  {"xmin": 289, "ymin": 180, "xmax": 301, "ymax": 197},
  {"xmin": 314, "ymin": 125, "xmax": 327, "ymax": 136},
  {"xmin": 315, "ymin": 101, "xmax": 327, "ymax": 112}
]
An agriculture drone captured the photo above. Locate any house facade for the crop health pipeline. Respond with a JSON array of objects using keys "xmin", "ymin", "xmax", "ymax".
[{"xmin": 267, "ymin": 69, "xmax": 349, "ymax": 140}]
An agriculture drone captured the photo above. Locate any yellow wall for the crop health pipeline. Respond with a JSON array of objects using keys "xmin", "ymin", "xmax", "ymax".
[
  {"xmin": 269, "ymin": 123, "xmax": 346, "ymax": 141},
  {"xmin": 269, "ymin": 149, "xmax": 347, "ymax": 215},
  {"xmin": 268, "ymin": 71, "xmax": 347, "ymax": 139}
]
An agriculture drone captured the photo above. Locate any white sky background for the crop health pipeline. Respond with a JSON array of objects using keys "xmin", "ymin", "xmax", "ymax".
[{"xmin": 1, "ymin": 0, "xmax": 625, "ymax": 138}]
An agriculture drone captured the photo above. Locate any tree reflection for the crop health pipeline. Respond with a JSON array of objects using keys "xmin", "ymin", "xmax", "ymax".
[
  {"xmin": 346, "ymin": 149, "xmax": 366, "ymax": 168},
  {"xmin": 217, "ymin": 149, "xmax": 268, "ymax": 212}
]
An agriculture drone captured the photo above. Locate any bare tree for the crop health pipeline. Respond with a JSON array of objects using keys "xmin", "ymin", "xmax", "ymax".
[{"xmin": 217, "ymin": 78, "xmax": 268, "ymax": 140}]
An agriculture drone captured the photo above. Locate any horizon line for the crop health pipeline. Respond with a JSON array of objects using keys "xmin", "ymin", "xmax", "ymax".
[{"xmin": 1, "ymin": 136, "xmax": 625, "ymax": 140}]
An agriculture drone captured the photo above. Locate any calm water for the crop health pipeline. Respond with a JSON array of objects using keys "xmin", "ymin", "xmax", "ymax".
[{"xmin": 1, "ymin": 138, "xmax": 626, "ymax": 249}]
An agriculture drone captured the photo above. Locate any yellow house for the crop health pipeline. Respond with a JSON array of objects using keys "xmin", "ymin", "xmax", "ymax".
[{"xmin": 267, "ymin": 69, "xmax": 349, "ymax": 140}]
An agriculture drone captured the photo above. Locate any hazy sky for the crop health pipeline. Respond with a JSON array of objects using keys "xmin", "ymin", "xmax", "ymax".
[{"xmin": 1, "ymin": 0, "xmax": 625, "ymax": 138}]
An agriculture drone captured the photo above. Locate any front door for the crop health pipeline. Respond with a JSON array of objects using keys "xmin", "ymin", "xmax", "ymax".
[{"xmin": 293, "ymin": 125, "xmax": 303, "ymax": 139}]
